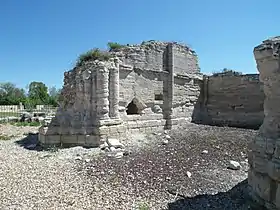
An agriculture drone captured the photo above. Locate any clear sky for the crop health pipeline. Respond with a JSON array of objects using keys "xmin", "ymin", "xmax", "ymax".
[{"xmin": 1, "ymin": 0, "xmax": 279, "ymax": 89}]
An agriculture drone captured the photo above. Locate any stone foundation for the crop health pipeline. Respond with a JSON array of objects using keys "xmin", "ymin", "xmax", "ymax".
[
  {"xmin": 248, "ymin": 37, "xmax": 280, "ymax": 209},
  {"xmin": 39, "ymin": 116, "xmax": 188, "ymax": 147}
]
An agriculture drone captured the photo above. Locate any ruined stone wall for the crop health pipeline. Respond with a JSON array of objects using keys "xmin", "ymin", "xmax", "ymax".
[
  {"xmin": 248, "ymin": 36, "xmax": 280, "ymax": 210},
  {"xmin": 173, "ymin": 74, "xmax": 202, "ymax": 120},
  {"xmin": 193, "ymin": 74, "xmax": 264, "ymax": 129},
  {"xmin": 119, "ymin": 68, "xmax": 164, "ymax": 109},
  {"xmin": 173, "ymin": 44, "xmax": 200, "ymax": 75},
  {"xmin": 116, "ymin": 41, "xmax": 202, "ymax": 129},
  {"xmin": 112, "ymin": 41, "xmax": 200, "ymax": 75}
]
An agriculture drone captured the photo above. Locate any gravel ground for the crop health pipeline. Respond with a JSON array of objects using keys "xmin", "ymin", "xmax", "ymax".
[{"xmin": 0, "ymin": 123, "xmax": 256, "ymax": 210}]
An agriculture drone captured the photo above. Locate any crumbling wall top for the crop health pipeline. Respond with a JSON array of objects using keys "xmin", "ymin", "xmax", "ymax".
[
  {"xmin": 254, "ymin": 36, "xmax": 280, "ymax": 59},
  {"xmin": 111, "ymin": 40, "xmax": 196, "ymax": 55}
]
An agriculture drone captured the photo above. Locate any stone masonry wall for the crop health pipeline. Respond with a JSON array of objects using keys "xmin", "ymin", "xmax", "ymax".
[
  {"xmin": 119, "ymin": 68, "xmax": 163, "ymax": 109},
  {"xmin": 112, "ymin": 41, "xmax": 200, "ymax": 75},
  {"xmin": 173, "ymin": 74, "xmax": 202, "ymax": 120},
  {"xmin": 193, "ymin": 74, "xmax": 264, "ymax": 129},
  {"xmin": 248, "ymin": 36, "xmax": 280, "ymax": 210}
]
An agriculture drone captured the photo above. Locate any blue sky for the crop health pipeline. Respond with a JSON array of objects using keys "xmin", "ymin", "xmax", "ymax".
[{"xmin": 0, "ymin": 0, "xmax": 279, "ymax": 90}]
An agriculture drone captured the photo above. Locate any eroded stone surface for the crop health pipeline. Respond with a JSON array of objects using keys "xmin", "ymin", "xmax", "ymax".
[
  {"xmin": 39, "ymin": 41, "xmax": 203, "ymax": 147},
  {"xmin": 249, "ymin": 36, "xmax": 280, "ymax": 209}
]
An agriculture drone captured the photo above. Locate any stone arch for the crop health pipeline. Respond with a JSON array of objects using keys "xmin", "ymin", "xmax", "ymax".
[{"xmin": 126, "ymin": 97, "xmax": 147, "ymax": 115}]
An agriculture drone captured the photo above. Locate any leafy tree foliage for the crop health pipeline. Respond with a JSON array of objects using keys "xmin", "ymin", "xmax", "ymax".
[
  {"xmin": 0, "ymin": 81, "xmax": 61, "ymax": 107},
  {"xmin": 0, "ymin": 82, "xmax": 26, "ymax": 105}
]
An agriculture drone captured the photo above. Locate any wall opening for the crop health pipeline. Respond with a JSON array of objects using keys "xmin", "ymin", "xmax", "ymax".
[
  {"xmin": 155, "ymin": 93, "xmax": 163, "ymax": 100},
  {"xmin": 126, "ymin": 97, "xmax": 147, "ymax": 115},
  {"xmin": 126, "ymin": 101, "xmax": 140, "ymax": 115}
]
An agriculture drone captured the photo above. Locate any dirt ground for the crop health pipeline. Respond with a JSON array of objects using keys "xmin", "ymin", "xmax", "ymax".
[{"xmin": 0, "ymin": 123, "xmax": 255, "ymax": 210}]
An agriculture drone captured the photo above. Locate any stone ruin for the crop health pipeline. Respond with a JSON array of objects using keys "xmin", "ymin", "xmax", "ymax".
[
  {"xmin": 39, "ymin": 41, "xmax": 202, "ymax": 147},
  {"xmin": 37, "ymin": 37, "xmax": 280, "ymax": 209},
  {"xmin": 248, "ymin": 37, "xmax": 280, "ymax": 209}
]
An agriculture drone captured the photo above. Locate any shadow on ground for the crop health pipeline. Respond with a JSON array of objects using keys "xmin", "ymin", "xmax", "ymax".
[
  {"xmin": 168, "ymin": 179, "xmax": 252, "ymax": 210},
  {"xmin": 15, "ymin": 133, "xmax": 44, "ymax": 151}
]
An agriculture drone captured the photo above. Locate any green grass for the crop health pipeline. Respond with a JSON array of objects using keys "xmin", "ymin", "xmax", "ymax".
[
  {"xmin": 0, "ymin": 134, "xmax": 14, "ymax": 141},
  {"xmin": 0, "ymin": 112, "xmax": 20, "ymax": 118},
  {"xmin": 10, "ymin": 121, "xmax": 41, "ymax": 127},
  {"xmin": 137, "ymin": 202, "xmax": 149, "ymax": 210},
  {"xmin": 107, "ymin": 42, "xmax": 126, "ymax": 51},
  {"xmin": 76, "ymin": 48, "xmax": 112, "ymax": 66}
]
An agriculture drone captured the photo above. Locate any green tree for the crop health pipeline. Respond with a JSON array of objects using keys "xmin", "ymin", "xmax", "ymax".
[
  {"xmin": 48, "ymin": 86, "xmax": 61, "ymax": 106},
  {"xmin": 0, "ymin": 82, "xmax": 26, "ymax": 105},
  {"xmin": 27, "ymin": 81, "xmax": 49, "ymax": 107}
]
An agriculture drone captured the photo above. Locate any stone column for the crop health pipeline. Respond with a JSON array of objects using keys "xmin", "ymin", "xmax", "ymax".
[
  {"xmin": 82, "ymin": 69, "xmax": 92, "ymax": 133},
  {"xmin": 249, "ymin": 36, "xmax": 280, "ymax": 209},
  {"xmin": 163, "ymin": 43, "xmax": 174, "ymax": 129},
  {"xmin": 96, "ymin": 62, "xmax": 110, "ymax": 121},
  {"xmin": 70, "ymin": 73, "xmax": 84, "ymax": 134},
  {"xmin": 109, "ymin": 58, "xmax": 120, "ymax": 119}
]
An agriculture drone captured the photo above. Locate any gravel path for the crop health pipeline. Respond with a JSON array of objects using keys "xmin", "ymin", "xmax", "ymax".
[{"xmin": 0, "ymin": 123, "xmax": 256, "ymax": 210}]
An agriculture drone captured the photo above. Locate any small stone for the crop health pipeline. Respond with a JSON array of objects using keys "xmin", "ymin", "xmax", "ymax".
[
  {"xmin": 104, "ymin": 147, "xmax": 110, "ymax": 152},
  {"xmin": 165, "ymin": 135, "xmax": 171, "ymax": 140},
  {"xmin": 26, "ymin": 144, "xmax": 37, "ymax": 149},
  {"xmin": 114, "ymin": 152, "xmax": 123, "ymax": 159},
  {"xmin": 39, "ymin": 154, "xmax": 52, "ymax": 159},
  {"xmin": 74, "ymin": 156, "xmax": 82, "ymax": 161},
  {"xmin": 186, "ymin": 171, "xmax": 192, "ymax": 178},
  {"xmin": 107, "ymin": 138, "xmax": 124, "ymax": 149},
  {"xmin": 164, "ymin": 130, "xmax": 168, "ymax": 134},
  {"xmin": 85, "ymin": 159, "xmax": 90, "ymax": 163},
  {"xmin": 123, "ymin": 150, "xmax": 130, "ymax": 156},
  {"xmin": 110, "ymin": 147, "xmax": 116, "ymax": 151},
  {"xmin": 202, "ymin": 150, "xmax": 208, "ymax": 154},
  {"xmin": 228, "ymin": 160, "xmax": 241, "ymax": 170},
  {"xmin": 162, "ymin": 139, "xmax": 169, "ymax": 145},
  {"xmin": 99, "ymin": 142, "xmax": 109, "ymax": 150}
]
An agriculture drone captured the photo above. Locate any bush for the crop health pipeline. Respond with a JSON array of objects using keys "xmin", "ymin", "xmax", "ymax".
[
  {"xmin": 10, "ymin": 121, "xmax": 41, "ymax": 127},
  {"xmin": 212, "ymin": 68, "xmax": 242, "ymax": 77},
  {"xmin": 76, "ymin": 48, "xmax": 112, "ymax": 66},
  {"xmin": 107, "ymin": 42, "xmax": 126, "ymax": 51},
  {"xmin": 0, "ymin": 135, "xmax": 10, "ymax": 141}
]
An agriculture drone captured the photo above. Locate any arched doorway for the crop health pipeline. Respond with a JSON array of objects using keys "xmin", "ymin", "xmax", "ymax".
[{"xmin": 126, "ymin": 97, "xmax": 146, "ymax": 115}]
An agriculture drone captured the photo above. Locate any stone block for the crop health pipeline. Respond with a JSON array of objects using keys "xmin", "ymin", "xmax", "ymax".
[
  {"xmin": 98, "ymin": 126, "xmax": 110, "ymax": 135},
  {"xmin": 77, "ymin": 135, "xmax": 86, "ymax": 145},
  {"xmin": 250, "ymin": 136, "xmax": 266, "ymax": 153},
  {"xmin": 139, "ymin": 127, "xmax": 145, "ymax": 132},
  {"xmin": 251, "ymin": 152, "xmax": 269, "ymax": 174},
  {"xmin": 85, "ymin": 135, "xmax": 99, "ymax": 147},
  {"xmin": 127, "ymin": 121, "xmax": 138, "ymax": 129},
  {"xmin": 268, "ymin": 159, "xmax": 280, "ymax": 182},
  {"xmin": 171, "ymin": 118, "xmax": 179, "ymax": 125},
  {"xmin": 117, "ymin": 125, "xmax": 126, "ymax": 134},
  {"xmin": 38, "ymin": 133, "xmax": 46, "ymax": 144},
  {"xmin": 145, "ymin": 127, "xmax": 152, "ymax": 133},
  {"xmin": 45, "ymin": 135, "xmax": 61, "ymax": 144},
  {"xmin": 275, "ymin": 183, "xmax": 280, "ymax": 208},
  {"xmin": 61, "ymin": 135, "xmax": 77, "ymax": 144},
  {"xmin": 109, "ymin": 125, "xmax": 120, "ymax": 134},
  {"xmin": 248, "ymin": 170, "xmax": 271, "ymax": 202}
]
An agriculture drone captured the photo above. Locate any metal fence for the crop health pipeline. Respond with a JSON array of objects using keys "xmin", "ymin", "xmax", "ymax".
[{"xmin": 0, "ymin": 105, "xmax": 58, "ymax": 120}]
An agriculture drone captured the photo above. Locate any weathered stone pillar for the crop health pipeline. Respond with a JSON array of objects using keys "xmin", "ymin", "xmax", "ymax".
[
  {"xmin": 70, "ymin": 73, "xmax": 84, "ymax": 134},
  {"xmin": 96, "ymin": 62, "xmax": 110, "ymax": 121},
  {"xmin": 249, "ymin": 36, "xmax": 280, "ymax": 209},
  {"xmin": 163, "ymin": 43, "xmax": 174, "ymax": 129},
  {"xmin": 82, "ymin": 69, "xmax": 92, "ymax": 133},
  {"xmin": 109, "ymin": 58, "xmax": 120, "ymax": 119}
]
